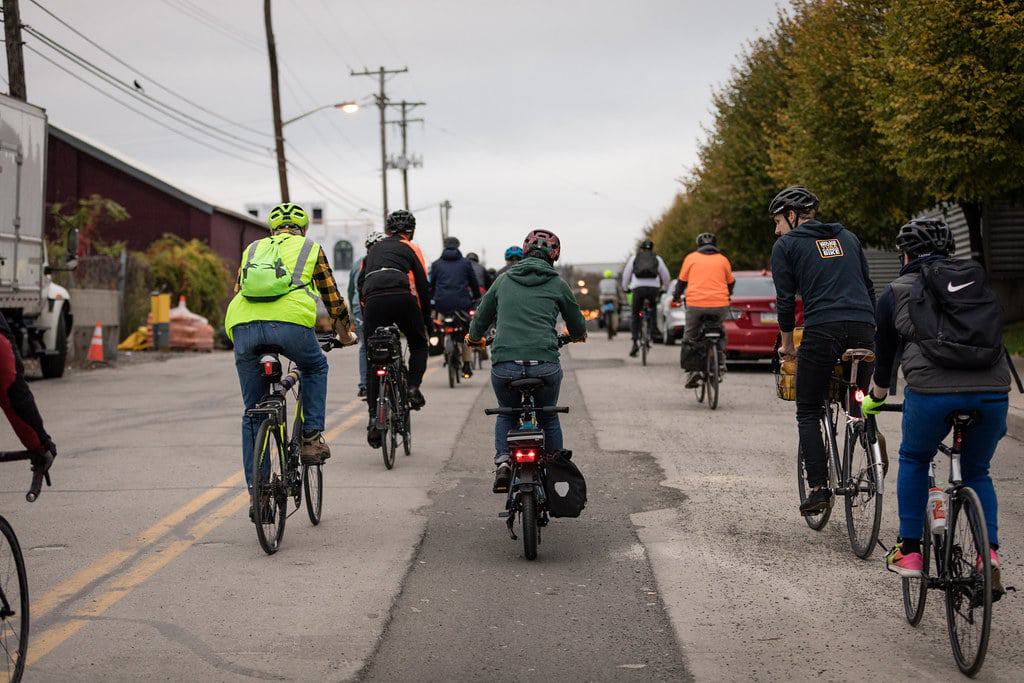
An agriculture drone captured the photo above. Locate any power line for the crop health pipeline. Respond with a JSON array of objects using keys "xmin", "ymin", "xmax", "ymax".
[
  {"xmin": 24, "ymin": 25, "xmax": 273, "ymax": 155},
  {"xmin": 285, "ymin": 140, "xmax": 378, "ymax": 212},
  {"xmin": 26, "ymin": 0, "xmax": 272, "ymax": 139},
  {"xmin": 288, "ymin": 0, "xmax": 353, "ymax": 71},
  {"xmin": 25, "ymin": 45, "xmax": 274, "ymax": 169},
  {"xmin": 156, "ymin": 0, "xmax": 263, "ymax": 54}
]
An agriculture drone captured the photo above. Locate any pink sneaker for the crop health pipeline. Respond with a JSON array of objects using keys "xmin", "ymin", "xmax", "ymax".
[
  {"xmin": 886, "ymin": 545, "xmax": 924, "ymax": 578},
  {"xmin": 976, "ymin": 549, "xmax": 1005, "ymax": 601}
]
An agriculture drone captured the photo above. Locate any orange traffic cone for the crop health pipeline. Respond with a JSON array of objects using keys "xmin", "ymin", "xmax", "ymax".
[{"xmin": 87, "ymin": 321, "xmax": 105, "ymax": 364}]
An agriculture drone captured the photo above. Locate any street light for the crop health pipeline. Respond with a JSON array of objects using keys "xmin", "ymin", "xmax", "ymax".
[{"xmin": 282, "ymin": 100, "xmax": 360, "ymax": 127}]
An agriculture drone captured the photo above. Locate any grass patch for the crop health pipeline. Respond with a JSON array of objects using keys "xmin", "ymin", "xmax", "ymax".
[{"xmin": 1005, "ymin": 321, "xmax": 1024, "ymax": 356}]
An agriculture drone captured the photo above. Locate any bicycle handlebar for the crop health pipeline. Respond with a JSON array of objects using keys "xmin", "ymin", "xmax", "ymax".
[
  {"xmin": 317, "ymin": 334, "xmax": 342, "ymax": 352},
  {"xmin": 484, "ymin": 406, "xmax": 570, "ymax": 416},
  {"xmin": 877, "ymin": 403, "xmax": 904, "ymax": 413},
  {"xmin": 0, "ymin": 449, "xmax": 54, "ymax": 502}
]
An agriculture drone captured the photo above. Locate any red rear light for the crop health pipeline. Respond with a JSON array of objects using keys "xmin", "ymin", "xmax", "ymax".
[
  {"xmin": 514, "ymin": 449, "xmax": 537, "ymax": 464},
  {"xmin": 444, "ymin": 327, "xmax": 455, "ymax": 333},
  {"xmin": 669, "ymin": 299, "xmax": 681, "ymax": 309},
  {"xmin": 854, "ymin": 388, "xmax": 865, "ymax": 403},
  {"xmin": 376, "ymin": 369, "xmax": 387, "ymax": 377},
  {"xmin": 263, "ymin": 361, "xmax": 275, "ymax": 376}
]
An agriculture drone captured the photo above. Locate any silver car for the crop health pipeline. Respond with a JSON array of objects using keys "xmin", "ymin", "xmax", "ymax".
[{"xmin": 657, "ymin": 283, "xmax": 687, "ymax": 345}]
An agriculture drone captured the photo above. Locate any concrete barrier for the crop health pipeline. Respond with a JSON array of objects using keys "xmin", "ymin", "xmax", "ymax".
[{"xmin": 69, "ymin": 288, "xmax": 120, "ymax": 362}]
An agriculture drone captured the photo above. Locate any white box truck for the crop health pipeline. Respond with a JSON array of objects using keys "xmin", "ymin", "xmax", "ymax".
[{"xmin": 0, "ymin": 93, "xmax": 74, "ymax": 378}]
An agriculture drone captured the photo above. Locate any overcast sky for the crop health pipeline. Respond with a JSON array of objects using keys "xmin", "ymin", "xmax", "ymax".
[{"xmin": 8, "ymin": 0, "xmax": 781, "ymax": 265}]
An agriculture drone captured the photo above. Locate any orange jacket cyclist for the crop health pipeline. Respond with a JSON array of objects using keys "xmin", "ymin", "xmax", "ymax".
[{"xmin": 673, "ymin": 232, "xmax": 735, "ymax": 387}]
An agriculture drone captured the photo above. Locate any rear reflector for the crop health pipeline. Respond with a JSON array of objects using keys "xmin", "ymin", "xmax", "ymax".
[
  {"xmin": 514, "ymin": 449, "xmax": 537, "ymax": 463},
  {"xmin": 263, "ymin": 361, "xmax": 275, "ymax": 376},
  {"xmin": 376, "ymin": 369, "xmax": 387, "ymax": 377}
]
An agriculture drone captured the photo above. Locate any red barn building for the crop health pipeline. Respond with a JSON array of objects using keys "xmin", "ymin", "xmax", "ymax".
[{"xmin": 46, "ymin": 125, "xmax": 266, "ymax": 271}]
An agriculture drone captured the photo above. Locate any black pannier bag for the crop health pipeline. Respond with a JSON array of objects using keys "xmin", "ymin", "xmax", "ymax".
[
  {"xmin": 543, "ymin": 450, "xmax": 587, "ymax": 518},
  {"xmin": 909, "ymin": 259, "xmax": 1004, "ymax": 370},
  {"xmin": 632, "ymin": 251, "xmax": 659, "ymax": 278},
  {"xmin": 367, "ymin": 328, "xmax": 400, "ymax": 364}
]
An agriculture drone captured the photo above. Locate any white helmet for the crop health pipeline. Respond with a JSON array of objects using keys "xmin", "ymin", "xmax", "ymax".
[{"xmin": 365, "ymin": 231, "xmax": 386, "ymax": 250}]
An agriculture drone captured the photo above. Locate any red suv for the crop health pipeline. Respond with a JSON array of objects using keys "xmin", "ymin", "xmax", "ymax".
[{"xmin": 723, "ymin": 270, "xmax": 803, "ymax": 360}]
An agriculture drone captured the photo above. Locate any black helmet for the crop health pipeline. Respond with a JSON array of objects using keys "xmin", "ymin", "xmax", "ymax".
[
  {"xmin": 444, "ymin": 236, "xmax": 461, "ymax": 249},
  {"xmin": 768, "ymin": 186, "xmax": 820, "ymax": 217},
  {"xmin": 639, "ymin": 239, "xmax": 654, "ymax": 250},
  {"xmin": 385, "ymin": 209, "xmax": 416, "ymax": 235},
  {"xmin": 466, "ymin": 252, "xmax": 479, "ymax": 263},
  {"xmin": 896, "ymin": 219, "xmax": 955, "ymax": 258},
  {"xmin": 696, "ymin": 232, "xmax": 716, "ymax": 247}
]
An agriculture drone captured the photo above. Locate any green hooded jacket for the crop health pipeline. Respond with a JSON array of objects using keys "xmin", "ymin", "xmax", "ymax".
[{"xmin": 469, "ymin": 257, "xmax": 587, "ymax": 363}]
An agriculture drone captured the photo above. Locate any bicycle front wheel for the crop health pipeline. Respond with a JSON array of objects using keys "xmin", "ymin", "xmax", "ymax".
[
  {"xmin": 843, "ymin": 425, "xmax": 883, "ymax": 559},
  {"xmin": 303, "ymin": 463, "xmax": 323, "ymax": 526},
  {"xmin": 797, "ymin": 440, "xmax": 832, "ymax": 531},
  {"xmin": 902, "ymin": 515, "xmax": 931, "ymax": 626},
  {"xmin": 253, "ymin": 419, "xmax": 287, "ymax": 554},
  {"xmin": 945, "ymin": 487, "xmax": 992, "ymax": 677},
  {"xmin": 0, "ymin": 516, "xmax": 29, "ymax": 682},
  {"xmin": 706, "ymin": 346, "xmax": 719, "ymax": 410}
]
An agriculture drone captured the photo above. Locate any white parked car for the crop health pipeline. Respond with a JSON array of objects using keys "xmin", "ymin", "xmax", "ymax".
[{"xmin": 657, "ymin": 283, "xmax": 687, "ymax": 345}]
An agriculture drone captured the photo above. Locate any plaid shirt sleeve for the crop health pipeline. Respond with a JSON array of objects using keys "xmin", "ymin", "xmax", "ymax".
[{"xmin": 312, "ymin": 248, "xmax": 351, "ymax": 323}]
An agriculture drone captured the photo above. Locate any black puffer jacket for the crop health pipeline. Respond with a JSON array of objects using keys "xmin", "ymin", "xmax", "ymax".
[{"xmin": 430, "ymin": 247, "xmax": 479, "ymax": 314}]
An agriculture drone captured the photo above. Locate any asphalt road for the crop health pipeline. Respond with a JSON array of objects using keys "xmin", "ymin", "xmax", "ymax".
[{"xmin": 1, "ymin": 334, "xmax": 1021, "ymax": 681}]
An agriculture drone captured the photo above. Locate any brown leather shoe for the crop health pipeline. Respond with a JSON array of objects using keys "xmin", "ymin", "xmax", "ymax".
[{"xmin": 300, "ymin": 432, "xmax": 331, "ymax": 464}]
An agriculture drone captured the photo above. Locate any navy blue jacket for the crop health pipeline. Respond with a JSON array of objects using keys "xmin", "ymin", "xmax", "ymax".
[
  {"xmin": 770, "ymin": 220, "xmax": 876, "ymax": 333},
  {"xmin": 429, "ymin": 248, "xmax": 480, "ymax": 314}
]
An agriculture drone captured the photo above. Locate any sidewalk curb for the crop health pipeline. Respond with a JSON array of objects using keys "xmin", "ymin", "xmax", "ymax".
[{"xmin": 1008, "ymin": 408, "xmax": 1024, "ymax": 443}]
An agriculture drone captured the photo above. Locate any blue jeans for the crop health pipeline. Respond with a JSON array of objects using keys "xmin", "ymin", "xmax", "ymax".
[
  {"xmin": 234, "ymin": 321, "xmax": 329, "ymax": 489},
  {"xmin": 490, "ymin": 361, "xmax": 563, "ymax": 464},
  {"xmin": 897, "ymin": 388, "xmax": 1008, "ymax": 546}
]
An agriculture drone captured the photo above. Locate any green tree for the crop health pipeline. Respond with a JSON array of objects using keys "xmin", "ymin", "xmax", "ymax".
[
  {"xmin": 864, "ymin": 0, "xmax": 1024, "ymax": 258},
  {"xmin": 48, "ymin": 194, "xmax": 129, "ymax": 255},
  {"xmin": 145, "ymin": 234, "xmax": 231, "ymax": 325},
  {"xmin": 769, "ymin": 0, "xmax": 925, "ymax": 246}
]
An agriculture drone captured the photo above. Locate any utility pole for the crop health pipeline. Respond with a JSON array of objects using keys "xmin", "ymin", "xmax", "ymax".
[
  {"xmin": 439, "ymin": 200, "xmax": 452, "ymax": 242},
  {"xmin": 351, "ymin": 66, "xmax": 407, "ymax": 226},
  {"xmin": 263, "ymin": 0, "xmax": 288, "ymax": 201},
  {"xmin": 386, "ymin": 100, "xmax": 425, "ymax": 210},
  {"xmin": 3, "ymin": 0, "xmax": 28, "ymax": 100}
]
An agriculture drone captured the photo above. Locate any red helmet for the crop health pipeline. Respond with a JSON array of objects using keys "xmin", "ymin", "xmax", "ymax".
[{"xmin": 523, "ymin": 229, "xmax": 561, "ymax": 262}]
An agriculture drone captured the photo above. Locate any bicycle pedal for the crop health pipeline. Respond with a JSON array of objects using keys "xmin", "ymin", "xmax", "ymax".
[{"xmin": 498, "ymin": 511, "xmax": 509, "ymax": 518}]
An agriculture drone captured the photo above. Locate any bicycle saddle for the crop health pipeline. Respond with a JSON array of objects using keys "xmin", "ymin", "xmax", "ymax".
[
  {"xmin": 946, "ymin": 410, "xmax": 980, "ymax": 428},
  {"xmin": 508, "ymin": 377, "xmax": 545, "ymax": 390},
  {"xmin": 253, "ymin": 344, "xmax": 285, "ymax": 355},
  {"xmin": 841, "ymin": 348, "xmax": 876, "ymax": 362}
]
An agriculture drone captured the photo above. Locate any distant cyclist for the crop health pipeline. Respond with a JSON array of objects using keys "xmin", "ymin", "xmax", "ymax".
[
  {"xmin": 465, "ymin": 252, "xmax": 492, "ymax": 296},
  {"xmin": 466, "ymin": 229, "xmax": 587, "ymax": 493},
  {"xmin": 226, "ymin": 202, "xmax": 357, "ymax": 516},
  {"xmin": 496, "ymin": 245, "xmax": 524, "ymax": 277},
  {"xmin": 357, "ymin": 210, "xmax": 431, "ymax": 448},
  {"xmin": 674, "ymin": 233, "xmax": 735, "ymax": 388},
  {"xmin": 859, "ymin": 219, "xmax": 1011, "ymax": 598},
  {"xmin": 430, "ymin": 236, "xmax": 480, "ymax": 378},
  {"xmin": 598, "ymin": 269, "xmax": 624, "ymax": 334},
  {"xmin": 348, "ymin": 231, "xmax": 387, "ymax": 398},
  {"xmin": 621, "ymin": 239, "xmax": 671, "ymax": 357},
  {"xmin": 769, "ymin": 186, "xmax": 876, "ymax": 516}
]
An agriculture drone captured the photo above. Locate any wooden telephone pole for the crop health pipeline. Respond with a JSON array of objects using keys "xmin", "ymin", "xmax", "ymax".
[
  {"xmin": 3, "ymin": 0, "xmax": 28, "ymax": 100},
  {"xmin": 263, "ymin": 0, "xmax": 289, "ymax": 201},
  {"xmin": 351, "ymin": 66, "xmax": 408, "ymax": 225},
  {"xmin": 386, "ymin": 100, "xmax": 425, "ymax": 210}
]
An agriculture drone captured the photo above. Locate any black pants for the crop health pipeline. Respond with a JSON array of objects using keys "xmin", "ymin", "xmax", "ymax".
[
  {"xmin": 363, "ymin": 293, "xmax": 429, "ymax": 418},
  {"xmin": 631, "ymin": 287, "xmax": 661, "ymax": 341},
  {"xmin": 796, "ymin": 321, "xmax": 875, "ymax": 487}
]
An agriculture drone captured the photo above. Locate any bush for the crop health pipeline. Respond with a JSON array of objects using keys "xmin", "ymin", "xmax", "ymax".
[{"xmin": 146, "ymin": 234, "xmax": 231, "ymax": 325}]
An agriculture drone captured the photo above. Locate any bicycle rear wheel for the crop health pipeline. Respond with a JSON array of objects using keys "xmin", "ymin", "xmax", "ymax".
[
  {"xmin": 0, "ymin": 516, "xmax": 28, "ymax": 682},
  {"xmin": 945, "ymin": 487, "xmax": 991, "ymax": 677},
  {"xmin": 447, "ymin": 353, "xmax": 457, "ymax": 388},
  {"xmin": 797, "ymin": 440, "xmax": 832, "ymax": 531},
  {"xmin": 303, "ymin": 463, "xmax": 323, "ymax": 525},
  {"xmin": 902, "ymin": 516, "xmax": 931, "ymax": 626},
  {"xmin": 402, "ymin": 402, "xmax": 412, "ymax": 456},
  {"xmin": 706, "ymin": 346, "xmax": 719, "ymax": 410},
  {"xmin": 843, "ymin": 425, "xmax": 883, "ymax": 559},
  {"xmin": 521, "ymin": 491, "xmax": 538, "ymax": 561},
  {"xmin": 253, "ymin": 419, "xmax": 287, "ymax": 554},
  {"xmin": 381, "ymin": 381, "xmax": 397, "ymax": 470}
]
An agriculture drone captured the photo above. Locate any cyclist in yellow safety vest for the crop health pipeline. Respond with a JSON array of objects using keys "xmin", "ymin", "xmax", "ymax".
[{"xmin": 225, "ymin": 202, "xmax": 357, "ymax": 519}]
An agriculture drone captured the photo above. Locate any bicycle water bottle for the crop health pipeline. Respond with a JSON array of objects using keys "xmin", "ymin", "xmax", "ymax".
[{"xmin": 927, "ymin": 487, "xmax": 946, "ymax": 535}]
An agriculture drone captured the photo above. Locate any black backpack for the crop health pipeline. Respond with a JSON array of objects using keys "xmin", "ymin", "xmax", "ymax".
[
  {"xmin": 909, "ymin": 259, "xmax": 1004, "ymax": 370},
  {"xmin": 632, "ymin": 251, "xmax": 659, "ymax": 278},
  {"xmin": 543, "ymin": 450, "xmax": 587, "ymax": 518}
]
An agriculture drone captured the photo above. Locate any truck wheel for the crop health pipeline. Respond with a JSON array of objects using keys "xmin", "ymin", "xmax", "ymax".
[{"xmin": 39, "ymin": 315, "xmax": 68, "ymax": 379}]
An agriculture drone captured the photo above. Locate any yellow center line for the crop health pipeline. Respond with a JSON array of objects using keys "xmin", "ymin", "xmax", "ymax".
[
  {"xmin": 32, "ymin": 398, "xmax": 360, "ymax": 622},
  {"xmin": 28, "ymin": 414, "xmax": 364, "ymax": 667}
]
